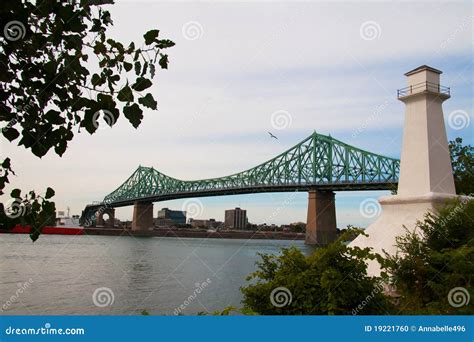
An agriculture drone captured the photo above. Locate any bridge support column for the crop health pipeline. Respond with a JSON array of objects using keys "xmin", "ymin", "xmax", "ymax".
[
  {"xmin": 96, "ymin": 208, "xmax": 115, "ymax": 228},
  {"xmin": 305, "ymin": 190, "xmax": 337, "ymax": 246},
  {"xmin": 132, "ymin": 202, "xmax": 154, "ymax": 231}
]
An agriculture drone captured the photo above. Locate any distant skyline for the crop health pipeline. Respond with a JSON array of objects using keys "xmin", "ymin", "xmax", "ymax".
[{"xmin": 1, "ymin": 1, "xmax": 472, "ymax": 228}]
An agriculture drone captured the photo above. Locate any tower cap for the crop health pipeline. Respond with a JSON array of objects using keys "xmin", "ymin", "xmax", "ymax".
[{"xmin": 405, "ymin": 65, "xmax": 442, "ymax": 76}]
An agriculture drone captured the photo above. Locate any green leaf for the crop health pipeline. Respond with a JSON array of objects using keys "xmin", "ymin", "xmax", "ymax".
[
  {"xmin": 91, "ymin": 74, "xmax": 103, "ymax": 87},
  {"xmin": 156, "ymin": 39, "xmax": 175, "ymax": 49},
  {"xmin": 2, "ymin": 157, "xmax": 11, "ymax": 170},
  {"xmin": 143, "ymin": 29, "xmax": 159, "ymax": 45},
  {"xmin": 44, "ymin": 61, "xmax": 57, "ymax": 76},
  {"xmin": 133, "ymin": 49, "xmax": 141, "ymax": 61},
  {"xmin": 81, "ymin": 109, "xmax": 98, "ymax": 135},
  {"xmin": 30, "ymin": 227, "xmax": 41, "ymax": 242},
  {"xmin": 132, "ymin": 77, "xmax": 152, "ymax": 92},
  {"xmin": 45, "ymin": 110, "xmax": 66, "ymax": 125},
  {"xmin": 31, "ymin": 144, "xmax": 48, "ymax": 158},
  {"xmin": 126, "ymin": 42, "xmax": 135, "ymax": 54},
  {"xmin": 141, "ymin": 62, "xmax": 148, "ymax": 76},
  {"xmin": 117, "ymin": 85, "xmax": 133, "ymax": 102},
  {"xmin": 93, "ymin": 42, "xmax": 107, "ymax": 54},
  {"xmin": 134, "ymin": 61, "xmax": 141, "ymax": 76},
  {"xmin": 138, "ymin": 93, "xmax": 157, "ymax": 110},
  {"xmin": 11, "ymin": 188, "xmax": 21, "ymax": 198},
  {"xmin": 123, "ymin": 61, "xmax": 132, "ymax": 72},
  {"xmin": 2, "ymin": 127, "xmax": 19, "ymax": 142},
  {"xmin": 123, "ymin": 103, "xmax": 143, "ymax": 128},
  {"xmin": 55, "ymin": 140, "xmax": 67, "ymax": 156},
  {"xmin": 158, "ymin": 54, "xmax": 169, "ymax": 69},
  {"xmin": 149, "ymin": 64, "xmax": 156, "ymax": 78},
  {"xmin": 45, "ymin": 187, "xmax": 55, "ymax": 199}
]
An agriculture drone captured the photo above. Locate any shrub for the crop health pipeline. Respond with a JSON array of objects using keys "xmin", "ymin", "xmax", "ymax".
[
  {"xmin": 386, "ymin": 198, "xmax": 474, "ymax": 314},
  {"xmin": 241, "ymin": 229, "xmax": 393, "ymax": 315}
]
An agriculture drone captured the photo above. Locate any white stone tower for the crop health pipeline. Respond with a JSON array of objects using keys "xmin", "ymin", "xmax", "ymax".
[{"xmin": 350, "ymin": 65, "xmax": 458, "ymax": 276}]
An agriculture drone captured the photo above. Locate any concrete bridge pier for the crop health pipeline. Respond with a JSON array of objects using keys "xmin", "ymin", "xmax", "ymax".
[
  {"xmin": 305, "ymin": 190, "xmax": 337, "ymax": 246},
  {"xmin": 96, "ymin": 208, "xmax": 115, "ymax": 227},
  {"xmin": 132, "ymin": 202, "xmax": 154, "ymax": 231}
]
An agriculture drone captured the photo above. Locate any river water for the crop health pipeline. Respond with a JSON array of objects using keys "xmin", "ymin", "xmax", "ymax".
[{"xmin": 0, "ymin": 234, "xmax": 313, "ymax": 315}]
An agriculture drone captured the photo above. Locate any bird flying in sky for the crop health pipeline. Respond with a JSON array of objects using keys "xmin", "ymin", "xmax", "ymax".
[{"xmin": 268, "ymin": 132, "xmax": 278, "ymax": 139}]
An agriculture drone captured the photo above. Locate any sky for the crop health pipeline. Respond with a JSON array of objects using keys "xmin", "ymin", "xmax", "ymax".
[{"xmin": 1, "ymin": 0, "xmax": 473, "ymax": 228}]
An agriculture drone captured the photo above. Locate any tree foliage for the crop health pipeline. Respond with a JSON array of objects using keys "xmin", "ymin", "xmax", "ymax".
[
  {"xmin": 0, "ymin": 184, "xmax": 56, "ymax": 241},
  {"xmin": 241, "ymin": 201, "xmax": 474, "ymax": 315},
  {"xmin": 449, "ymin": 138, "xmax": 474, "ymax": 195},
  {"xmin": 241, "ymin": 229, "xmax": 393, "ymax": 315},
  {"xmin": 385, "ymin": 198, "xmax": 474, "ymax": 314},
  {"xmin": 0, "ymin": 0, "xmax": 174, "ymax": 240},
  {"xmin": 1, "ymin": 0, "xmax": 173, "ymax": 157}
]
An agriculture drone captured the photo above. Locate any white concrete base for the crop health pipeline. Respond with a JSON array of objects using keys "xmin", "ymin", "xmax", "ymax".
[{"xmin": 349, "ymin": 192, "xmax": 459, "ymax": 276}]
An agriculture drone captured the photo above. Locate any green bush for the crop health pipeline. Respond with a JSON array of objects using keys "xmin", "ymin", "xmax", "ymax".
[
  {"xmin": 241, "ymin": 229, "xmax": 393, "ymax": 315},
  {"xmin": 241, "ymin": 199, "xmax": 474, "ymax": 315},
  {"xmin": 386, "ymin": 198, "xmax": 474, "ymax": 314}
]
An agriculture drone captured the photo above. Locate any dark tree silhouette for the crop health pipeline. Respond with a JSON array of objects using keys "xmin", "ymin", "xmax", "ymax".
[{"xmin": 0, "ymin": 0, "xmax": 174, "ymax": 240}]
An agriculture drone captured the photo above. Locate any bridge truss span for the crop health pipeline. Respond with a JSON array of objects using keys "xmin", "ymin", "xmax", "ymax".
[{"xmin": 101, "ymin": 131, "xmax": 400, "ymax": 207}]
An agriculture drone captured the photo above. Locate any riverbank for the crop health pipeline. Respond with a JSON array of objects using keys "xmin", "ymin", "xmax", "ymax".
[{"xmin": 84, "ymin": 227, "xmax": 305, "ymax": 240}]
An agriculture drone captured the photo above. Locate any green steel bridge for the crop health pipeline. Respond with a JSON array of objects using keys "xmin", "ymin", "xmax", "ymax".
[{"xmin": 81, "ymin": 131, "xmax": 399, "ymax": 226}]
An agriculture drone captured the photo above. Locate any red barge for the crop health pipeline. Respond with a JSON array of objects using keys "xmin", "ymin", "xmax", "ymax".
[{"xmin": 9, "ymin": 225, "xmax": 84, "ymax": 235}]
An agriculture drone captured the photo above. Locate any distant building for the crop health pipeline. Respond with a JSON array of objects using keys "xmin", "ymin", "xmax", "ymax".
[
  {"xmin": 154, "ymin": 218, "xmax": 178, "ymax": 228},
  {"xmin": 189, "ymin": 218, "xmax": 223, "ymax": 229},
  {"xmin": 224, "ymin": 207, "xmax": 247, "ymax": 230},
  {"xmin": 157, "ymin": 208, "xmax": 186, "ymax": 225}
]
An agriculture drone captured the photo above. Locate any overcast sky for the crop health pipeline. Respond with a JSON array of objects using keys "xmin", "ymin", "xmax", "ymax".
[{"xmin": 1, "ymin": 0, "xmax": 473, "ymax": 227}]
